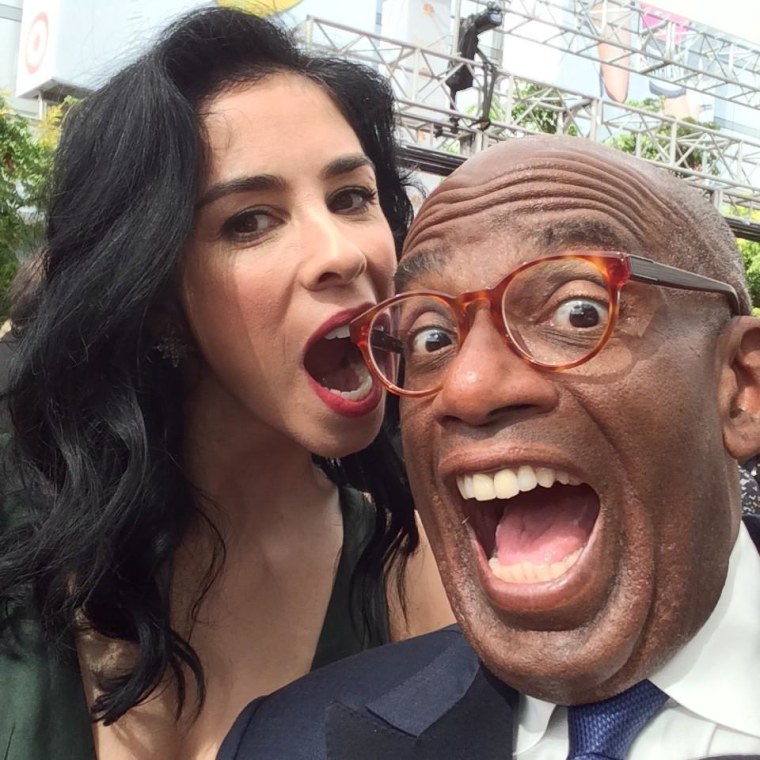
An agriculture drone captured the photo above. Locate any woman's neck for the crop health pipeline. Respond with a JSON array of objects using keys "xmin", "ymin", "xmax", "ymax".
[
  {"xmin": 178, "ymin": 374, "xmax": 344, "ymax": 579},
  {"xmin": 181, "ymin": 372, "xmax": 339, "ymax": 534}
]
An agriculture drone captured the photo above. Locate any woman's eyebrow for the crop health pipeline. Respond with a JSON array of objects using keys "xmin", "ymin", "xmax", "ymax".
[
  {"xmin": 196, "ymin": 174, "xmax": 286, "ymax": 209},
  {"xmin": 195, "ymin": 155, "xmax": 374, "ymax": 210},
  {"xmin": 321, "ymin": 154, "xmax": 375, "ymax": 180}
]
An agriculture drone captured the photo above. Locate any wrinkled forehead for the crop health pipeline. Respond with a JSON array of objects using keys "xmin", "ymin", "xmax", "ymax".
[{"xmin": 399, "ymin": 139, "xmax": 675, "ymax": 290}]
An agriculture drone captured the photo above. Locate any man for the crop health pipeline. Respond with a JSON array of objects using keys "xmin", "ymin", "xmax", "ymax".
[{"xmin": 219, "ymin": 135, "xmax": 760, "ymax": 759}]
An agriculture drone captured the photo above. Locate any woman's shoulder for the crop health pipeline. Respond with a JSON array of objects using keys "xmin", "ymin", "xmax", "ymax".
[{"xmin": 0, "ymin": 604, "xmax": 95, "ymax": 759}]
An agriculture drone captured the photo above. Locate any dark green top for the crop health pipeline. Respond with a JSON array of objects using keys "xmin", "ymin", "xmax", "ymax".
[{"xmin": 0, "ymin": 486, "xmax": 388, "ymax": 760}]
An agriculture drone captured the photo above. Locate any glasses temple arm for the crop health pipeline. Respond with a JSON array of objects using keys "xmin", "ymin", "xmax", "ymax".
[
  {"xmin": 368, "ymin": 329, "xmax": 404, "ymax": 354},
  {"xmin": 628, "ymin": 255, "xmax": 741, "ymax": 315}
]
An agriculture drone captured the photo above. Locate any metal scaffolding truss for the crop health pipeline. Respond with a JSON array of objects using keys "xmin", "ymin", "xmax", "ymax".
[
  {"xmin": 299, "ymin": 16, "xmax": 760, "ymax": 238},
  {"xmin": 487, "ymin": 0, "xmax": 760, "ymax": 108}
]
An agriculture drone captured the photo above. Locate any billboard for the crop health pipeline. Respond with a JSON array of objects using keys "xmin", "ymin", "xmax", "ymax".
[
  {"xmin": 14, "ymin": 0, "xmax": 379, "ymax": 99},
  {"xmin": 16, "ymin": 0, "xmax": 198, "ymax": 98},
  {"xmin": 15, "ymin": 0, "xmax": 759, "ymax": 145},
  {"xmin": 481, "ymin": 0, "xmax": 760, "ymax": 140}
]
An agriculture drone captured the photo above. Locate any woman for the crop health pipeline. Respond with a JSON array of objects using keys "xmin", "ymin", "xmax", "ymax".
[{"xmin": 0, "ymin": 8, "xmax": 451, "ymax": 759}]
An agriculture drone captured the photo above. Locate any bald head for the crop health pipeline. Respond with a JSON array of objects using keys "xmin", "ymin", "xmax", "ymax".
[
  {"xmin": 395, "ymin": 133, "xmax": 757, "ymax": 705},
  {"xmin": 400, "ymin": 135, "xmax": 749, "ymax": 314}
]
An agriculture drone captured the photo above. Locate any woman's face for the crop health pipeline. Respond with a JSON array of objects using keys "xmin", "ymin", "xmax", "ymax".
[{"xmin": 181, "ymin": 73, "xmax": 397, "ymax": 458}]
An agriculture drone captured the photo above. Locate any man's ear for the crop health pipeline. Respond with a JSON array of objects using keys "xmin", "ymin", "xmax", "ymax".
[{"xmin": 720, "ymin": 316, "xmax": 760, "ymax": 461}]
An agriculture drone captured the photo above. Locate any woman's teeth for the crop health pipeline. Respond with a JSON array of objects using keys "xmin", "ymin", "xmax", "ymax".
[
  {"xmin": 324, "ymin": 324, "xmax": 351, "ymax": 340},
  {"xmin": 456, "ymin": 465, "xmax": 581, "ymax": 502},
  {"xmin": 320, "ymin": 363, "xmax": 373, "ymax": 400}
]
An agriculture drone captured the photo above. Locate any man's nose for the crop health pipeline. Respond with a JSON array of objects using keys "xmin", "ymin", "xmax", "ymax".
[
  {"xmin": 299, "ymin": 211, "xmax": 367, "ymax": 291},
  {"xmin": 431, "ymin": 309, "xmax": 559, "ymax": 428}
]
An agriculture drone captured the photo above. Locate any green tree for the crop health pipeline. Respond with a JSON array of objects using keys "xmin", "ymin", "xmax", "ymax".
[
  {"xmin": 606, "ymin": 97, "xmax": 719, "ymax": 175},
  {"xmin": 724, "ymin": 204, "xmax": 760, "ymax": 311},
  {"xmin": 0, "ymin": 95, "xmax": 65, "ymax": 317},
  {"xmin": 508, "ymin": 82, "xmax": 579, "ymax": 136},
  {"xmin": 739, "ymin": 239, "xmax": 760, "ymax": 312}
]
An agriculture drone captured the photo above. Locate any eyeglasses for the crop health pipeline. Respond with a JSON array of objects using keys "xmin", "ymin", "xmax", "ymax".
[{"xmin": 349, "ymin": 251, "xmax": 740, "ymax": 398}]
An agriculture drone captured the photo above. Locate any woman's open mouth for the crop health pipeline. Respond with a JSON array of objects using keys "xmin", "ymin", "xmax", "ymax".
[
  {"xmin": 304, "ymin": 324, "xmax": 373, "ymax": 401},
  {"xmin": 457, "ymin": 465, "xmax": 600, "ymax": 586}
]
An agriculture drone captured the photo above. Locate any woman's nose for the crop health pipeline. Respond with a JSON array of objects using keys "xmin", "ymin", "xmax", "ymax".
[{"xmin": 299, "ymin": 212, "xmax": 368, "ymax": 291}]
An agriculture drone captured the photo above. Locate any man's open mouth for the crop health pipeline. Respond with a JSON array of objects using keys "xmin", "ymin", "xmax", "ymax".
[
  {"xmin": 457, "ymin": 465, "xmax": 600, "ymax": 584},
  {"xmin": 304, "ymin": 325, "xmax": 373, "ymax": 401}
]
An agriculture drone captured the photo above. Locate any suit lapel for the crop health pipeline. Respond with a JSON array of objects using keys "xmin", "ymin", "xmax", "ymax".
[
  {"xmin": 324, "ymin": 517, "xmax": 760, "ymax": 759},
  {"xmin": 325, "ymin": 632, "xmax": 517, "ymax": 759},
  {"xmin": 744, "ymin": 513, "xmax": 760, "ymax": 550}
]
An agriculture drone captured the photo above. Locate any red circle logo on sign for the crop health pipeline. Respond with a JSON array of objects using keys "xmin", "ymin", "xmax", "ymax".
[{"xmin": 25, "ymin": 12, "xmax": 49, "ymax": 75}]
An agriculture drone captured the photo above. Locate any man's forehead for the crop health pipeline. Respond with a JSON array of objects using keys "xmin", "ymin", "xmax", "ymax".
[
  {"xmin": 396, "ymin": 216, "xmax": 640, "ymax": 292},
  {"xmin": 400, "ymin": 137, "xmax": 674, "ymax": 286}
]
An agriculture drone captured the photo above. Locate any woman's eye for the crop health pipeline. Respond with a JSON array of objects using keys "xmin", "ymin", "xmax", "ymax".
[
  {"xmin": 222, "ymin": 209, "xmax": 279, "ymax": 240},
  {"xmin": 330, "ymin": 187, "xmax": 378, "ymax": 214},
  {"xmin": 552, "ymin": 299, "xmax": 609, "ymax": 329},
  {"xmin": 408, "ymin": 327, "xmax": 455, "ymax": 355}
]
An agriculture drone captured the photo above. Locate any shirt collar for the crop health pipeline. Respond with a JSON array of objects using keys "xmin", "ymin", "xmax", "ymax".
[
  {"xmin": 516, "ymin": 522, "xmax": 760, "ymax": 751},
  {"xmin": 649, "ymin": 521, "xmax": 760, "ymax": 736}
]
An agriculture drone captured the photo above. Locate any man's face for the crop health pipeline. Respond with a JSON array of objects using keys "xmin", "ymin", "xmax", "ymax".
[{"xmin": 398, "ymin": 142, "xmax": 741, "ymax": 704}]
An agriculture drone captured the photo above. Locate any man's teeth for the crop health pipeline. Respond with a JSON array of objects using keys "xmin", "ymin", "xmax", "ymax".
[
  {"xmin": 324, "ymin": 325, "xmax": 351, "ymax": 340},
  {"xmin": 320, "ymin": 363, "xmax": 373, "ymax": 401},
  {"xmin": 488, "ymin": 547, "xmax": 583, "ymax": 583},
  {"xmin": 456, "ymin": 465, "xmax": 581, "ymax": 501}
]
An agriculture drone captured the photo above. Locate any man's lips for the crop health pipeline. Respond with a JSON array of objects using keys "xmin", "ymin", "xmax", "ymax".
[
  {"xmin": 457, "ymin": 464, "xmax": 592, "ymax": 580},
  {"xmin": 445, "ymin": 459, "xmax": 606, "ymax": 624}
]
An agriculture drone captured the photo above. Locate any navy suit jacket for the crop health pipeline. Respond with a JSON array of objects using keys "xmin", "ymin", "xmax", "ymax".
[
  {"xmin": 219, "ymin": 516, "xmax": 760, "ymax": 760},
  {"xmin": 219, "ymin": 625, "xmax": 518, "ymax": 760}
]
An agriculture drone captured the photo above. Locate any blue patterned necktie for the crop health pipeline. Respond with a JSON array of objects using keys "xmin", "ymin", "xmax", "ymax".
[{"xmin": 566, "ymin": 680, "xmax": 669, "ymax": 760}]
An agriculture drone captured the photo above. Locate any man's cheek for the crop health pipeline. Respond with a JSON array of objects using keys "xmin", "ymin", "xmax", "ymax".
[{"xmin": 399, "ymin": 401, "xmax": 433, "ymax": 464}]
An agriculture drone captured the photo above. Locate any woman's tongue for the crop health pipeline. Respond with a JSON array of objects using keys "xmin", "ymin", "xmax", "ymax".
[
  {"xmin": 306, "ymin": 338, "xmax": 361, "ymax": 391},
  {"xmin": 494, "ymin": 486, "xmax": 598, "ymax": 566}
]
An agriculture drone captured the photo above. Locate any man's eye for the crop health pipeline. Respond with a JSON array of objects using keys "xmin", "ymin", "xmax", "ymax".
[
  {"xmin": 222, "ymin": 209, "xmax": 279, "ymax": 240},
  {"xmin": 551, "ymin": 299, "xmax": 609, "ymax": 329},
  {"xmin": 330, "ymin": 187, "xmax": 378, "ymax": 214},
  {"xmin": 408, "ymin": 327, "xmax": 456, "ymax": 355}
]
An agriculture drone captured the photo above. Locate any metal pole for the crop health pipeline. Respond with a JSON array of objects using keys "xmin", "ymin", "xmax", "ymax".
[{"xmin": 451, "ymin": 0, "xmax": 463, "ymax": 56}]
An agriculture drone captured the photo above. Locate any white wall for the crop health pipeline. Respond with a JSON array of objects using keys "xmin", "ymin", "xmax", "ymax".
[{"xmin": 1, "ymin": 0, "xmax": 39, "ymax": 116}]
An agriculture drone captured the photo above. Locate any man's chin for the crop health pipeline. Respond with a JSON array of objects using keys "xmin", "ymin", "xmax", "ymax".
[
  {"xmin": 460, "ymin": 613, "xmax": 647, "ymax": 705},
  {"xmin": 447, "ymin": 550, "xmax": 657, "ymax": 705}
]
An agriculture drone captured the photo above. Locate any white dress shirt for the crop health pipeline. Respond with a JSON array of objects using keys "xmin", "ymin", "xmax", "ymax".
[{"xmin": 516, "ymin": 523, "xmax": 760, "ymax": 758}]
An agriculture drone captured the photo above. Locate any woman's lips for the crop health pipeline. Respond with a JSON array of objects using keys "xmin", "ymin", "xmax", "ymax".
[
  {"xmin": 306, "ymin": 373, "xmax": 384, "ymax": 417},
  {"xmin": 304, "ymin": 304, "xmax": 384, "ymax": 417}
]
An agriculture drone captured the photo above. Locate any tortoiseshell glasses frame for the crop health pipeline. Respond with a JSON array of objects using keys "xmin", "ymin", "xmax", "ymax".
[{"xmin": 349, "ymin": 251, "xmax": 741, "ymax": 398}]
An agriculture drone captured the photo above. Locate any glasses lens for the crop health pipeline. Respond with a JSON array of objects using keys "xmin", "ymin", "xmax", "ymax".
[
  {"xmin": 367, "ymin": 295, "xmax": 458, "ymax": 394},
  {"xmin": 503, "ymin": 256, "xmax": 613, "ymax": 367}
]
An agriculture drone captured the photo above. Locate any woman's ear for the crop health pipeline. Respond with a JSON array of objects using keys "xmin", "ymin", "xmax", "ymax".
[
  {"xmin": 720, "ymin": 316, "xmax": 760, "ymax": 461},
  {"xmin": 145, "ymin": 300, "xmax": 195, "ymax": 368},
  {"xmin": 145, "ymin": 293, "xmax": 190, "ymax": 341}
]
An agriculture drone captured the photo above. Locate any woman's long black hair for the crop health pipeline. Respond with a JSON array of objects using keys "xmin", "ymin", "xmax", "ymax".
[{"xmin": 0, "ymin": 7, "xmax": 416, "ymax": 724}]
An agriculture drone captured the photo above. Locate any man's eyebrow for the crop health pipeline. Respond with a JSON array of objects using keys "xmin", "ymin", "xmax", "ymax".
[
  {"xmin": 534, "ymin": 218, "xmax": 633, "ymax": 253},
  {"xmin": 395, "ymin": 250, "xmax": 450, "ymax": 291},
  {"xmin": 395, "ymin": 218, "xmax": 633, "ymax": 291},
  {"xmin": 196, "ymin": 174, "xmax": 286, "ymax": 209}
]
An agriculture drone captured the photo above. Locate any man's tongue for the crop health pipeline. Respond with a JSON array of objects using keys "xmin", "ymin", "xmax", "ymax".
[{"xmin": 494, "ymin": 485, "xmax": 598, "ymax": 566}]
